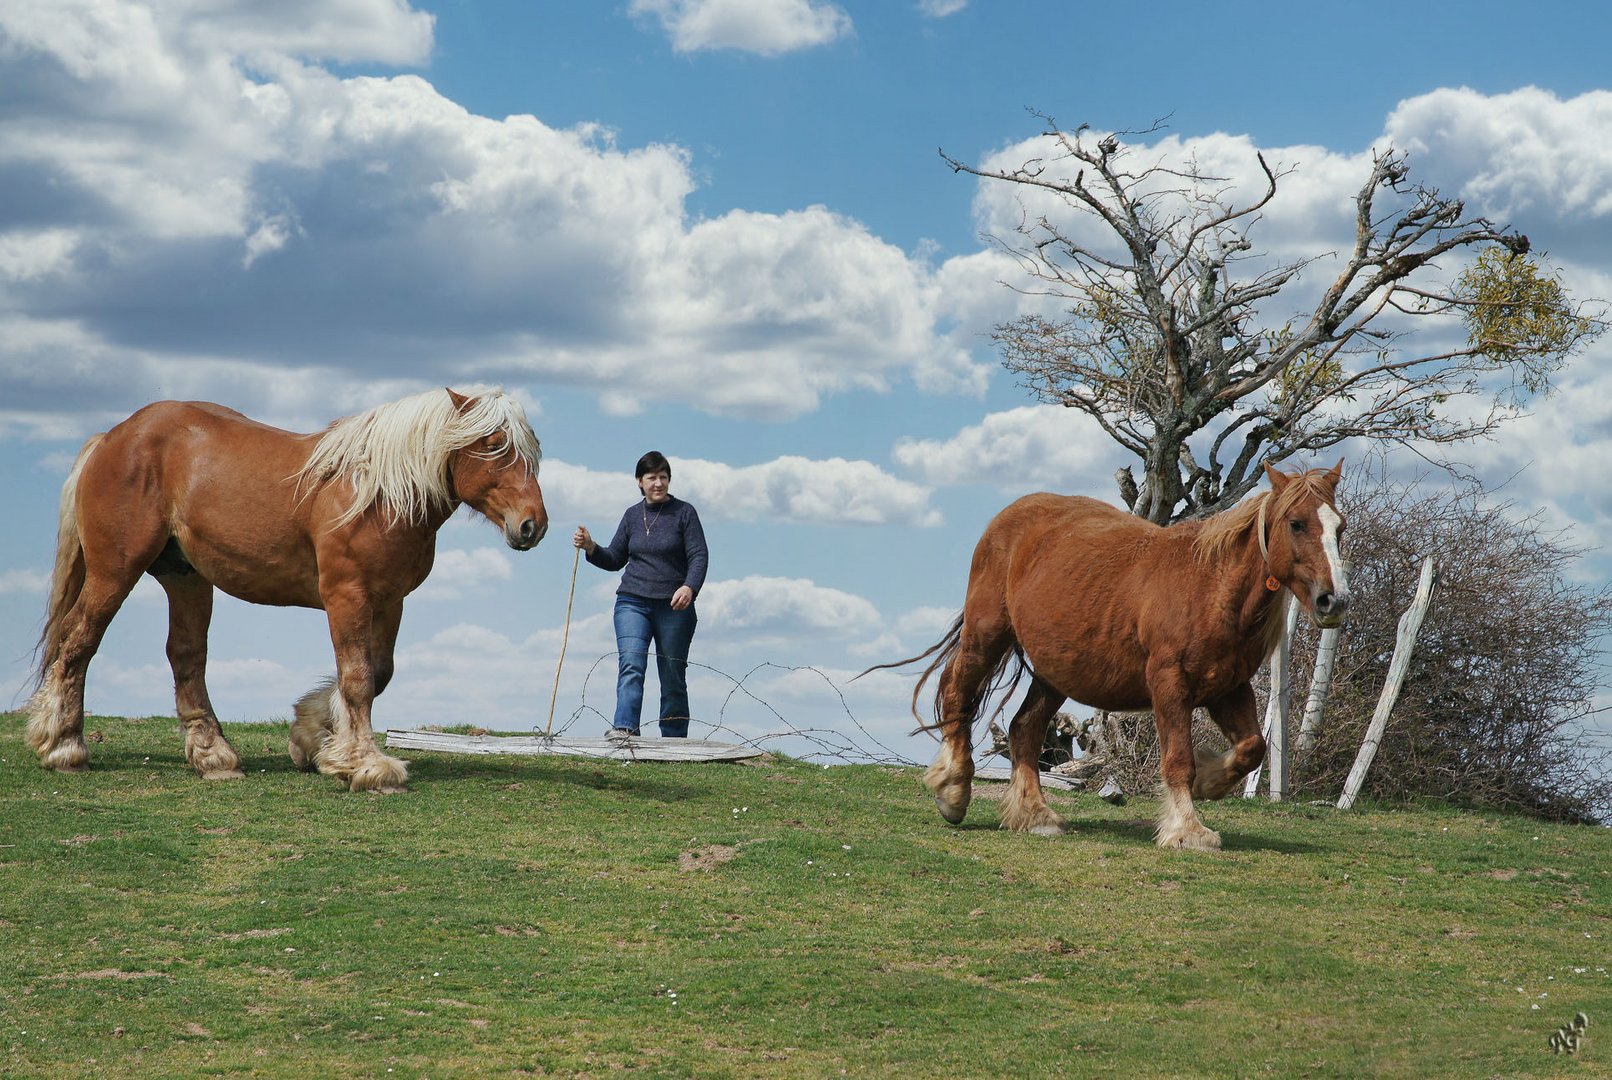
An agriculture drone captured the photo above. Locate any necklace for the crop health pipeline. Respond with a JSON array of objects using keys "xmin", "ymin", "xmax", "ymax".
[{"xmin": 642, "ymin": 499, "xmax": 664, "ymax": 536}]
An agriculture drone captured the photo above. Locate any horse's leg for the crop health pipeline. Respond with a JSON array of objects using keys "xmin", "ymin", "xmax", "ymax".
[
  {"xmin": 27, "ymin": 572, "xmax": 137, "ymax": 772},
  {"xmin": 924, "ymin": 620, "xmax": 1013, "ymax": 826},
  {"xmin": 1148, "ymin": 665, "xmax": 1221, "ymax": 851},
  {"xmin": 999, "ymin": 678, "xmax": 1068, "ymax": 836},
  {"xmin": 370, "ymin": 600, "xmax": 403, "ymax": 699},
  {"xmin": 1193, "ymin": 683, "xmax": 1265, "ymax": 800},
  {"xmin": 301, "ymin": 593, "xmax": 408, "ymax": 793},
  {"xmin": 291, "ymin": 600, "xmax": 404, "ymax": 772},
  {"xmin": 158, "ymin": 571, "xmax": 244, "ymax": 780}
]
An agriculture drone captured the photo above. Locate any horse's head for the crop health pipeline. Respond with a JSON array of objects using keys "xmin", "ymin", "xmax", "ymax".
[
  {"xmin": 1261, "ymin": 460, "xmax": 1350, "ymax": 628},
  {"xmin": 445, "ymin": 389, "xmax": 549, "ymax": 551}
]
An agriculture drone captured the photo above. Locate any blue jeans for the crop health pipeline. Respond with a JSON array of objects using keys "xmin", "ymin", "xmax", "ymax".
[{"xmin": 612, "ymin": 593, "xmax": 697, "ymax": 737}]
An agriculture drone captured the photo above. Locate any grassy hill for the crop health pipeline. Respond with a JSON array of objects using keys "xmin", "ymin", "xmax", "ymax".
[{"xmin": 1, "ymin": 713, "xmax": 1608, "ymax": 1078}]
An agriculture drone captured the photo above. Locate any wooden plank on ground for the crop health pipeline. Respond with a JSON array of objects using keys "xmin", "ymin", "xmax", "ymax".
[{"xmin": 382, "ymin": 729, "xmax": 766, "ymax": 763}]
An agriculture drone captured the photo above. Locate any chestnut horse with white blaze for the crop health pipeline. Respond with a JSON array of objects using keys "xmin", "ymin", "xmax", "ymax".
[
  {"xmin": 25, "ymin": 388, "xmax": 548, "ymax": 792},
  {"xmin": 872, "ymin": 462, "xmax": 1350, "ymax": 850}
]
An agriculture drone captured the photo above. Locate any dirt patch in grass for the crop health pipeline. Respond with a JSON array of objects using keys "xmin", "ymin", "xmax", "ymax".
[
  {"xmin": 219, "ymin": 928, "xmax": 292, "ymax": 941},
  {"xmin": 679, "ymin": 844, "xmax": 739, "ymax": 872}
]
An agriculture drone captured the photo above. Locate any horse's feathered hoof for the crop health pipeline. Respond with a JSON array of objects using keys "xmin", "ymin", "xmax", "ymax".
[
  {"xmin": 348, "ymin": 754, "xmax": 409, "ymax": 794},
  {"xmin": 40, "ymin": 740, "xmax": 89, "ymax": 772},
  {"xmin": 1157, "ymin": 824, "xmax": 1222, "ymax": 851},
  {"xmin": 934, "ymin": 790, "xmax": 969, "ymax": 825},
  {"xmin": 287, "ymin": 734, "xmax": 320, "ymax": 772}
]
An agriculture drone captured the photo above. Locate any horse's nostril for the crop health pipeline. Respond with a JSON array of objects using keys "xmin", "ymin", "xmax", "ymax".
[{"xmin": 518, "ymin": 518, "xmax": 537, "ymax": 543}]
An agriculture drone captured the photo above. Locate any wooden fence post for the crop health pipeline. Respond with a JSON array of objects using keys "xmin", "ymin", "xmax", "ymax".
[
  {"xmin": 1294, "ymin": 626, "xmax": 1340, "ymax": 757},
  {"xmin": 1243, "ymin": 595, "xmax": 1297, "ymax": 799},
  {"xmin": 1337, "ymin": 557, "xmax": 1438, "ymax": 811}
]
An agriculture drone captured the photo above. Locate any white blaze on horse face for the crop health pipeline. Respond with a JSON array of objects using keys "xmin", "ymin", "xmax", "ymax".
[{"xmin": 1318, "ymin": 503, "xmax": 1349, "ymax": 596}]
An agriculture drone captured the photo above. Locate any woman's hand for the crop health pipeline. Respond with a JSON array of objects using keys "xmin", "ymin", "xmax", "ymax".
[
  {"xmin": 670, "ymin": 585, "xmax": 694, "ymax": 611},
  {"xmin": 572, "ymin": 525, "xmax": 595, "ymax": 554}
]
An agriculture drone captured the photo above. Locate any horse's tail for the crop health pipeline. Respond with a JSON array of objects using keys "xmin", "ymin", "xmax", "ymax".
[
  {"xmin": 32, "ymin": 435, "xmax": 101, "ymax": 690},
  {"xmin": 855, "ymin": 612, "xmax": 1028, "ymax": 735}
]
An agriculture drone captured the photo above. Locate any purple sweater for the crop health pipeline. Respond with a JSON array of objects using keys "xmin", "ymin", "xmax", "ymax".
[{"xmin": 586, "ymin": 496, "xmax": 709, "ymax": 600}]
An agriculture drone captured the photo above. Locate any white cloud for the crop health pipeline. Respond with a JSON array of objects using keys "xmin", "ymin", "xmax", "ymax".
[
  {"xmin": 0, "ymin": 567, "xmax": 47, "ymax": 596},
  {"xmin": 411, "ymin": 546, "xmax": 514, "ymax": 601},
  {"xmin": 0, "ymin": 230, "xmax": 80, "ymax": 283},
  {"xmin": 699, "ymin": 575, "xmax": 880, "ymax": 637},
  {"xmin": 680, "ymin": 455, "xmax": 941, "ymax": 526},
  {"xmin": 896, "ymin": 604, "xmax": 956, "ymax": 639},
  {"xmin": 543, "ymin": 455, "xmax": 941, "ymax": 527},
  {"xmin": 849, "ymin": 604, "xmax": 955, "ymax": 660},
  {"xmin": 1384, "ymin": 87, "xmax": 1612, "ymax": 228},
  {"xmin": 893, "ymin": 404, "xmax": 1117, "ymax": 494},
  {"xmin": 917, "ymin": 0, "xmax": 967, "ymax": 16},
  {"xmin": 630, "ymin": 0, "xmax": 852, "ymax": 55},
  {"xmin": 0, "ymin": 0, "xmax": 984, "ymax": 430}
]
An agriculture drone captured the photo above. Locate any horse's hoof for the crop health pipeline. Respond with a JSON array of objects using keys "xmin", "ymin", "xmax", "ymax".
[
  {"xmin": 41, "ymin": 743, "xmax": 90, "ymax": 772},
  {"xmin": 365, "ymin": 785, "xmax": 409, "ymax": 795},
  {"xmin": 1029, "ymin": 823, "xmax": 1065, "ymax": 837},
  {"xmin": 287, "ymin": 736, "xmax": 322, "ymax": 772},
  {"xmin": 1158, "ymin": 825, "xmax": 1221, "ymax": 851},
  {"xmin": 935, "ymin": 792, "xmax": 969, "ymax": 825},
  {"xmin": 200, "ymin": 768, "xmax": 246, "ymax": 781},
  {"xmin": 348, "ymin": 755, "xmax": 410, "ymax": 793}
]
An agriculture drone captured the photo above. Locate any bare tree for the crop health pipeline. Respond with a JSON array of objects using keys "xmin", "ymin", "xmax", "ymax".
[{"xmin": 945, "ymin": 115, "xmax": 1602, "ymax": 523}]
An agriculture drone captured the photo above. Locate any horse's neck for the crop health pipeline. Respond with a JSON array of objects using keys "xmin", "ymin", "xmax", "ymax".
[
  {"xmin": 1215, "ymin": 527, "xmax": 1286, "ymax": 653},
  {"xmin": 422, "ymin": 496, "xmax": 460, "ymax": 535}
]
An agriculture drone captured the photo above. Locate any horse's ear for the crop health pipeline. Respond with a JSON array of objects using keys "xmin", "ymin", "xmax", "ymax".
[
  {"xmin": 445, "ymin": 388, "xmax": 470, "ymax": 411},
  {"xmin": 1324, "ymin": 458, "xmax": 1344, "ymax": 491},
  {"xmin": 1264, "ymin": 461, "xmax": 1289, "ymax": 494}
]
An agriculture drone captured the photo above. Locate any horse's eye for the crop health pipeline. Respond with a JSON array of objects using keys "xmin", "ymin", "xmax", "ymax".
[
  {"xmin": 486, "ymin": 435, "xmax": 506, "ymax": 451},
  {"xmin": 1289, "ymin": 519, "xmax": 1305, "ymax": 533}
]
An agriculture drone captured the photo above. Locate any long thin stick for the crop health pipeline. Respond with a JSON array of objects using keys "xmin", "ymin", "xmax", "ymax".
[{"xmin": 545, "ymin": 546, "xmax": 582, "ymax": 736}]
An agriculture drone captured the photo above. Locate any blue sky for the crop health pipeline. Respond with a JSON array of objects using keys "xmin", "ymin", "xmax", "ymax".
[{"xmin": 3, "ymin": 0, "xmax": 1611, "ymax": 767}]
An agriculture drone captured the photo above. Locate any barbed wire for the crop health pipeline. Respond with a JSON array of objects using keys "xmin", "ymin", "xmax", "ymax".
[{"xmin": 536, "ymin": 650, "xmax": 925, "ymax": 766}]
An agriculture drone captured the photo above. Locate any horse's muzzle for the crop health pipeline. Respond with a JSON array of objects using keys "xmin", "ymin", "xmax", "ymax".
[
  {"xmin": 1312, "ymin": 589, "xmax": 1350, "ymax": 627},
  {"xmin": 506, "ymin": 516, "xmax": 548, "ymax": 551}
]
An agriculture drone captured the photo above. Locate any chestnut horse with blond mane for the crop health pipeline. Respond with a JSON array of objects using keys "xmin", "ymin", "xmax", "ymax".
[
  {"xmin": 872, "ymin": 462, "xmax": 1350, "ymax": 850},
  {"xmin": 26, "ymin": 388, "xmax": 548, "ymax": 793}
]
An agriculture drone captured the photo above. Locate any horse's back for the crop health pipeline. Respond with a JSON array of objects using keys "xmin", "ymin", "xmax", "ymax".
[
  {"xmin": 976, "ymin": 492, "xmax": 1182, "ymax": 710},
  {"xmin": 85, "ymin": 401, "xmax": 309, "ymax": 503},
  {"xmin": 74, "ymin": 401, "xmax": 326, "ymax": 604},
  {"xmin": 113, "ymin": 400, "xmax": 294, "ymax": 442},
  {"xmin": 982, "ymin": 492, "xmax": 1162, "ymax": 566}
]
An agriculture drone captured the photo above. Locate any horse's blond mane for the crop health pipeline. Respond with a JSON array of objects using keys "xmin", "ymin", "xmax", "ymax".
[
  {"xmin": 1193, "ymin": 468, "xmax": 1338, "ymax": 564},
  {"xmin": 296, "ymin": 388, "xmax": 541, "ymax": 529}
]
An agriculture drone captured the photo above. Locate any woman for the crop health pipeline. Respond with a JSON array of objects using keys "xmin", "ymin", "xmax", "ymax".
[{"xmin": 573, "ymin": 451, "xmax": 709, "ymax": 740}]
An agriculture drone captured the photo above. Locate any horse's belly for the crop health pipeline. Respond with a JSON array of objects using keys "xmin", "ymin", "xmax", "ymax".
[
  {"xmin": 179, "ymin": 541, "xmax": 322, "ymax": 608},
  {"xmin": 206, "ymin": 570, "xmax": 321, "ymax": 608},
  {"xmin": 1023, "ymin": 645, "xmax": 1152, "ymax": 712},
  {"xmin": 1009, "ymin": 605, "xmax": 1149, "ymax": 707}
]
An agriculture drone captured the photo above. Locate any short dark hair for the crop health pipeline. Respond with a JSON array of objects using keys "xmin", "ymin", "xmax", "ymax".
[{"xmin": 635, "ymin": 450, "xmax": 671, "ymax": 479}]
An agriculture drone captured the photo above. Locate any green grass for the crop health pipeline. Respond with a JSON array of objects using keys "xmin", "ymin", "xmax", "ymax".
[{"xmin": 2, "ymin": 713, "xmax": 1608, "ymax": 1078}]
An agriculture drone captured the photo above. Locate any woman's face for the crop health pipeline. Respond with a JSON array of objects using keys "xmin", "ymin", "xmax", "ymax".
[{"xmin": 638, "ymin": 469, "xmax": 671, "ymax": 505}]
